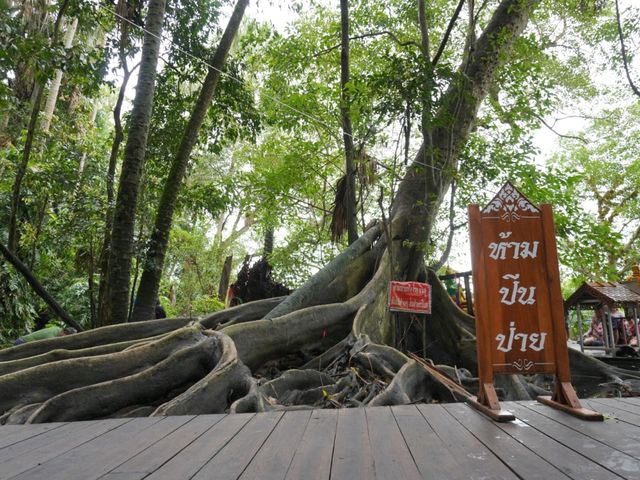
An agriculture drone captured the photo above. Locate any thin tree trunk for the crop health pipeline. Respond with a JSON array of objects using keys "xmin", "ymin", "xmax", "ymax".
[
  {"xmin": 263, "ymin": 229, "xmax": 274, "ymax": 257},
  {"xmin": 132, "ymin": 0, "xmax": 249, "ymax": 321},
  {"xmin": 0, "ymin": 242, "xmax": 83, "ymax": 332},
  {"xmin": 106, "ymin": 0, "xmax": 167, "ymax": 325},
  {"xmin": 218, "ymin": 255, "xmax": 233, "ymax": 302},
  {"xmin": 97, "ymin": 61, "xmax": 137, "ymax": 327},
  {"xmin": 41, "ymin": 16, "xmax": 79, "ymax": 132},
  {"xmin": 7, "ymin": 0, "xmax": 71, "ymax": 253},
  {"xmin": 340, "ymin": 0, "xmax": 358, "ymax": 245}
]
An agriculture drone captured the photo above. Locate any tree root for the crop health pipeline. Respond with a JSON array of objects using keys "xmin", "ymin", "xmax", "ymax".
[
  {"xmin": 0, "ymin": 317, "xmax": 194, "ymax": 362},
  {"xmin": 27, "ymin": 333, "xmax": 218, "ymax": 423},
  {"xmin": 3, "ymin": 261, "xmax": 640, "ymax": 424},
  {"xmin": 223, "ymin": 302, "xmax": 357, "ymax": 368},
  {"xmin": 0, "ymin": 325, "xmax": 206, "ymax": 414},
  {"xmin": 200, "ymin": 296, "xmax": 285, "ymax": 329},
  {"xmin": 0, "ymin": 335, "xmax": 164, "ymax": 376},
  {"xmin": 151, "ymin": 330, "xmax": 252, "ymax": 416}
]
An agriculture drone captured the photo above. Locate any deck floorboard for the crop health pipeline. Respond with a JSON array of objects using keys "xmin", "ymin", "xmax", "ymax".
[{"xmin": 1, "ymin": 398, "xmax": 639, "ymax": 480}]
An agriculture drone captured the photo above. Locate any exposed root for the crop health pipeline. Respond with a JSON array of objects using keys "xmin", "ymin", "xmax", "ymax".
[
  {"xmin": 223, "ymin": 302, "xmax": 357, "ymax": 369},
  {"xmin": 152, "ymin": 330, "xmax": 252, "ymax": 416},
  {"xmin": 200, "ymin": 296, "xmax": 284, "ymax": 329},
  {"xmin": 2, "ymin": 259, "xmax": 640, "ymax": 424},
  {"xmin": 0, "ymin": 317, "xmax": 194, "ymax": 362},
  {"xmin": 27, "ymin": 334, "xmax": 217, "ymax": 423},
  {"xmin": 0, "ymin": 335, "xmax": 164, "ymax": 376},
  {"xmin": 264, "ymin": 223, "xmax": 382, "ymax": 320},
  {"xmin": 0, "ymin": 325, "xmax": 206, "ymax": 414},
  {"xmin": 0, "ymin": 403, "xmax": 42, "ymax": 425}
]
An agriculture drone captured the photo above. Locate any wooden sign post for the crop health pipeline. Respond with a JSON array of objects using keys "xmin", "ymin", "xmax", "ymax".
[{"xmin": 468, "ymin": 182, "xmax": 602, "ymax": 422}]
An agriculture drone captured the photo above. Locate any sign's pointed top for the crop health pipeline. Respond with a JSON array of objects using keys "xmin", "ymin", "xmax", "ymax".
[{"xmin": 482, "ymin": 181, "xmax": 540, "ymax": 222}]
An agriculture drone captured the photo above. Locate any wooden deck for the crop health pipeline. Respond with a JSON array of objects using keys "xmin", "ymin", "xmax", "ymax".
[{"xmin": 1, "ymin": 398, "xmax": 640, "ymax": 480}]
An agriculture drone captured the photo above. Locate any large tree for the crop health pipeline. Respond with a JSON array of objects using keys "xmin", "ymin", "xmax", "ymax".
[{"xmin": 1, "ymin": 0, "xmax": 639, "ymax": 425}]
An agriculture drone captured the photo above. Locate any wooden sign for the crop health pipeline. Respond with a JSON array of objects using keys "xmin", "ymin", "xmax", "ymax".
[
  {"xmin": 389, "ymin": 281, "xmax": 431, "ymax": 314},
  {"xmin": 468, "ymin": 182, "xmax": 602, "ymax": 422}
]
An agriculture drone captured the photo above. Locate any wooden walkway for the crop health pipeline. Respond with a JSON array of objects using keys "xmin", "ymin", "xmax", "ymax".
[{"xmin": 1, "ymin": 398, "xmax": 640, "ymax": 480}]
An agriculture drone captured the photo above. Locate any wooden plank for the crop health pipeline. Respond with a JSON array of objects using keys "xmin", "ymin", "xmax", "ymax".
[
  {"xmin": 0, "ymin": 423, "xmax": 66, "ymax": 449},
  {"xmin": 11, "ymin": 416, "xmax": 188, "ymax": 480},
  {"xmin": 446, "ymin": 402, "xmax": 604, "ymax": 480},
  {"xmin": 509, "ymin": 402, "xmax": 640, "ymax": 479},
  {"xmin": 583, "ymin": 399, "xmax": 640, "ymax": 427},
  {"xmin": 105, "ymin": 414, "xmax": 224, "ymax": 478},
  {"xmin": 284, "ymin": 409, "xmax": 337, "ymax": 480},
  {"xmin": 606, "ymin": 397, "xmax": 640, "ymax": 415},
  {"xmin": 0, "ymin": 419, "xmax": 130, "ymax": 479},
  {"xmin": 330, "ymin": 407, "xmax": 375, "ymax": 480},
  {"xmin": 391, "ymin": 404, "xmax": 462, "ymax": 479},
  {"xmin": 417, "ymin": 403, "xmax": 519, "ymax": 480},
  {"xmin": 365, "ymin": 407, "xmax": 421, "ymax": 480},
  {"xmin": 0, "ymin": 420, "xmax": 98, "ymax": 463},
  {"xmin": 526, "ymin": 401, "xmax": 640, "ymax": 460},
  {"xmin": 240, "ymin": 410, "xmax": 312, "ymax": 480},
  {"xmin": 191, "ymin": 412, "xmax": 283, "ymax": 480},
  {"xmin": 144, "ymin": 413, "xmax": 254, "ymax": 480},
  {"xmin": 497, "ymin": 403, "xmax": 619, "ymax": 480}
]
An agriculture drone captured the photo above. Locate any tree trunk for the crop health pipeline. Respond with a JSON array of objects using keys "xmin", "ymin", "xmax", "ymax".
[
  {"xmin": 97, "ymin": 61, "xmax": 137, "ymax": 327},
  {"xmin": 131, "ymin": 0, "xmax": 249, "ymax": 322},
  {"xmin": 217, "ymin": 255, "xmax": 233, "ymax": 302},
  {"xmin": 0, "ymin": 242, "xmax": 83, "ymax": 332},
  {"xmin": 7, "ymin": 0, "xmax": 71, "ymax": 253},
  {"xmin": 340, "ymin": 0, "xmax": 358, "ymax": 245},
  {"xmin": 390, "ymin": 0, "xmax": 538, "ymax": 280},
  {"xmin": 105, "ymin": 0, "xmax": 167, "ymax": 325},
  {"xmin": 41, "ymin": 17, "xmax": 78, "ymax": 132}
]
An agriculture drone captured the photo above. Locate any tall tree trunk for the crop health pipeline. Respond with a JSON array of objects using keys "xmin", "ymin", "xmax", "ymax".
[
  {"xmin": 131, "ymin": 0, "xmax": 249, "ymax": 321},
  {"xmin": 41, "ymin": 16, "xmax": 79, "ymax": 133},
  {"xmin": 340, "ymin": 0, "xmax": 358, "ymax": 245},
  {"xmin": 7, "ymin": 0, "xmax": 71, "ymax": 252},
  {"xmin": 105, "ymin": 0, "xmax": 167, "ymax": 325},
  {"xmin": 97, "ymin": 60, "xmax": 137, "ymax": 327}
]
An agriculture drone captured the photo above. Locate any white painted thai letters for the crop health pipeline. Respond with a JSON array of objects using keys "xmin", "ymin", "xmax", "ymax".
[
  {"xmin": 496, "ymin": 322, "xmax": 547, "ymax": 353},
  {"xmin": 490, "ymin": 229, "xmax": 547, "ymax": 358},
  {"xmin": 499, "ymin": 273, "xmax": 536, "ymax": 305},
  {"xmin": 488, "ymin": 231, "xmax": 539, "ymax": 260}
]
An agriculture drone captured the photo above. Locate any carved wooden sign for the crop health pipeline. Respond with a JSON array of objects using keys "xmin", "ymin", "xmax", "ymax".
[
  {"xmin": 468, "ymin": 182, "xmax": 602, "ymax": 422},
  {"xmin": 469, "ymin": 182, "xmax": 559, "ymax": 375}
]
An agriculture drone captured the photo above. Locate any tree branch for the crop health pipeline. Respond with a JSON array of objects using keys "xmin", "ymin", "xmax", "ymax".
[
  {"xmin": 432, "ymin": 0, "xmax": 466, "ymax": 66},
  {"xmin": 430, "ymin": 182, "xmax": 458, "ymax": 271},
  {"xmin": 0, "ymin": 242, "xmax": 84, "ymax": 332},
  {"xmin": 534, "ymin": 114, "xmax": 587, "ymax": 143},
  {"xmin": 314, "ymin": 31, "xmax": 420, "ymax": 57},
  {"xmin": 615, "ymin": 0, "xmax": 640, "ymax": 98}
]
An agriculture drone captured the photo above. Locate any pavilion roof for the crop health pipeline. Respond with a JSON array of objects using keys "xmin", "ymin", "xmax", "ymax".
[{"xmin": 565, "ymin": 281, "xmax": 640, "ymax": 309}]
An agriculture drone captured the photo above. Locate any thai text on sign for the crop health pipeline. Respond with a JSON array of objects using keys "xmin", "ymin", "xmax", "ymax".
[
  {"xmin": 469, "ymin": 182, "xmax": 564, "ymax": 375},
  {"xmin": 388, "ymin": 281, "xmax": 432, "ymax": 314}
]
